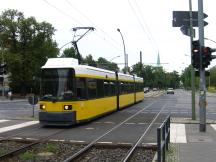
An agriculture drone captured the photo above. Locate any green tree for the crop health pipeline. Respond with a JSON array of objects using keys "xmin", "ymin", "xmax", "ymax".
[
  {"xmin": 181, "ymin": 65, "xmax": 199, "ymax": 89},
  {"xmin": 0, "ymin": 9, "xmax": 58, "ymax": 94},
  {"xmin": 97, "ymin": 57, "xmax": 119, "ymax": 71},
  {"xmin": 131, "ymin": 62, "xmax": 144, "ymax": 77},
  {"xmin": 166, "ymin": 71, "xmax": 180, "ymax": 88},
  {"xmin": 62, "ymin": 47, "xmax": 76, "ymax": 58},
  {"xmin": 209, "ymin": 66, "xmax": 216, "ymax": 87},
  {"xmin": 84, "ymin": 54, "xmax": 97, "ymax": 67}
]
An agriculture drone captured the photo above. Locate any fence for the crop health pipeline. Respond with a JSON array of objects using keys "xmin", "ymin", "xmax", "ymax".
[{"xmin": 157, "ymin": 115, "xmax": 171, "ymax": 162}]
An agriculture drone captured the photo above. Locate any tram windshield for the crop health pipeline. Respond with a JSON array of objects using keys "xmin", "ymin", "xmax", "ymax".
[{"xmin": 40, "ymin": 68, "xmax": 75, "ymax": 101}]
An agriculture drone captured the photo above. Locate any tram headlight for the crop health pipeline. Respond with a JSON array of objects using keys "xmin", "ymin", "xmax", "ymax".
[
  {"xmin": 64, "ymin": 105, "xmax": 72, "ymax": 110},
  {"xmin": 40, "ymin": 104, "xmax": 46, "ymax": 110}
]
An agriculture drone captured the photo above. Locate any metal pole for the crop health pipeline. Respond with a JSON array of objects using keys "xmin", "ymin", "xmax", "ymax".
[
  {"xmin": 117, "ymin": 28, "xmax": 127, "ymax": 73},
  {"xmin": 189, "ymin": 0, "xmax": 196, "ymax": 120},
  {"xmin": 198, "ymin": 0, "xmax": 206, "ymax": 132},
  {"xmin": 1, "ymin": 44, "xmax": 4, "ymax": 97}
]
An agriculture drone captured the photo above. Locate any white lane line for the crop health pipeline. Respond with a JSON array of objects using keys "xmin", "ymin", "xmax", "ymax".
[
  {"xmin": 210, "ymin": 124, "xmax": 216, "ymax": 130},
  {"xmin": 170, "ymin": 123, "xmax": 187, "ymax": 143},
  {"xmin": 0, "ymin": 121, "xmax": 39, "ymax": 134},
  {"xmin": 97, "ymin": 141, "xmax": 113, "ymax": 144},
  {"xmin": 0, "ymin": 119, "xmax": 9, "ymax": 123},
  {"xmin": 85, "ymin": 127, "xmax": 95, "ymax": 130},
  {"xmin": 69, "ymin": 140, "xmax": 85, "ymax": 143}
]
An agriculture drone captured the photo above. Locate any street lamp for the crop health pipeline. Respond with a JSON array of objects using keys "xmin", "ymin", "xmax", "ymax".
[
  {"xmin": 117, "ymin": 28, "xmax": 127, "ymax": 73},
  {"xmin": 109, "ymin": 55, "xmax": 120, "ymax": 62}
]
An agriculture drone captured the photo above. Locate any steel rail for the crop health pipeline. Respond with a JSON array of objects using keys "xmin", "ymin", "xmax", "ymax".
[
  {"xmin": 0, "ymin": 128, "xmax": 70, "ymax": 160},
  {"xmin": 121, "ymin": 103, "xmax": 168, "ymax": 162},
  {"xmin": 63, "ymin": 100, "xmax": 157, "ymax": 162}
]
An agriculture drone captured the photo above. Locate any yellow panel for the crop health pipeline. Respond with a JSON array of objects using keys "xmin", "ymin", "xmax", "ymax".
[
  {"xmin": 119, "ymin": 93, "xmax": 135, "ymax": 109},
  {"xmin": 39, "ymin": 96, "xmax": 117, "ymax": 121},
  {"xmin": 136, "ymin": 92, "xmax": 144, "ymax": 102}
]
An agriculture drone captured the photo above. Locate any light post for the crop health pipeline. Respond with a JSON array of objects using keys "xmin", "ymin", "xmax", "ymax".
[
  {"xmin": 109, "ymin": 55, "xmax": 120, "ymax": 62},
  {"xmin": 117, "ymin": 28, "xmax": 127, "ymax": 73}
]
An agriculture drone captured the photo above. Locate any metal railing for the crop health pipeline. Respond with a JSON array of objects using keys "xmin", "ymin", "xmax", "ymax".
[{"xmin": 157, "ymin": 115, "xmax": 171, "ymax": 162}]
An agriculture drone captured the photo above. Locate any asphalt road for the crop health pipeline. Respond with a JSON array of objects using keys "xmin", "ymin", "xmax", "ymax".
[{"xmin": 0, "ymin": 89, "xmax": 216, "ymax": 144}]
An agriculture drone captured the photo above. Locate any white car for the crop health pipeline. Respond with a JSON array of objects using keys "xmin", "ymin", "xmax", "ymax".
[{"xmin": 167, "ymin": 88, "xmax": 174, "ymax": 94}]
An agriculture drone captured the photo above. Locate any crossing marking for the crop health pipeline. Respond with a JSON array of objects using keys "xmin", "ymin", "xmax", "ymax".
[
  {"xmin": 210, "ymin": 124, "xmax": 216, "ymax": 130},
  {"xmin": 0, "ymin": 119, "xmax": 9, "ymax": 123},
  {"xmin": 170, "ymin": 123, "xmax": 187, "ymax": 143},
  {"xmin": 0, "ymin": 121, "xmax": 39, "ymax": 134}
]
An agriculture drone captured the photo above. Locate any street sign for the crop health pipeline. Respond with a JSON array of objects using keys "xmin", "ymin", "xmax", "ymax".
[
  {"xmin": 173, "ymin": 20, "xmax": 208, "ymax": 27},
  {"xmin": 173, "ymin": 11, "xmax": 208, "ymax": 20},
  {"xmin": 28, "ymin": 95, "xmax": 38, "ymax": 105},
  {"xmin": 180, "ymin": 25, "xmax": 195, "ymax": 37},
  {"xmin": 172, "ymin": 11, "xmax": 208, "ymax": 27}
]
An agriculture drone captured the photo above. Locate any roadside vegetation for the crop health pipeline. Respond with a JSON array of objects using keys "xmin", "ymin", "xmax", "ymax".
[
  {"xmin": 181, "ymin": 65, "xmax": 216, "ymax": 91},
  {"xmin": 0, "ymin": 9, "xmax": 181, "ymax": 96}
]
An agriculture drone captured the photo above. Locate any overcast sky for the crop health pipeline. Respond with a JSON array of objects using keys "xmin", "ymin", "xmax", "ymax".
[{"xmin": 1, "ymin": 0, "xmax": 216, "ymax": 73}]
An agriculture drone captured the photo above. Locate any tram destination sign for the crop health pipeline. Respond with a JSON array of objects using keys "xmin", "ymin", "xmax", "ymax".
[{"xmin": 172, "ymin": 11, "xmax": 208, "ymax": 27}]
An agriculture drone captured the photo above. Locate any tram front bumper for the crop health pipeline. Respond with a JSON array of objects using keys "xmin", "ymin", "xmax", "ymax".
[{"xmin": 39, "ymin": 111, "xmax": 76, "ymax": 126}]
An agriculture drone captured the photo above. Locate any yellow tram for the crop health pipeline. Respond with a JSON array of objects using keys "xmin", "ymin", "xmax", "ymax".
[{"xmin": 39, "ymin": 58, "xmax": 144, "ymax": 126}]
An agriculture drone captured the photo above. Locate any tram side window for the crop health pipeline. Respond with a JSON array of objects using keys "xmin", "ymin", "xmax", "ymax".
[
  {"xmin": 135, "ymin": 83, "xmax": 139, "ymax": 92},
  {"xmin": 76, "ymin": 78, "xmax": 87, "ymax": 99},
  {"xmin": 87, "ymin": 78, "xmax": 97, "ymax": 99},
  {"xmin": 110, "ymin": 81, "xmax": 116, "ymax": 96},
  {"xmin": 104, "ymin": 81, "xmax": 110, "ymax": 96},
  {"xmin": 97, "ymin": 79, "xmax": 104, "ymax": 98}
]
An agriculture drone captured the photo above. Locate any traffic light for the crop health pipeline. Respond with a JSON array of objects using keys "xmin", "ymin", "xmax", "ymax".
[
  {"xmin": 0, "ymin": 63, "xmax": 6, "ymax": 75},
  {"xmin": 202, "ymin": 47, "xmax": 216, "ymax": 68},
  {"xmin": 192, "ymin": 40, "xmax": 200, "ymax": 69}
]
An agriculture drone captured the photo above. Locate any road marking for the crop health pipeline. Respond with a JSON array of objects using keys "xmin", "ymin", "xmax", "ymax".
[
  {"xmin": 125, "ymin": 122, "xmax": 135, "ymax": 125},
  {"xmin": 69, "ymin": 140, "xmax": 85, "ymax": 143},
  {"xmin": 117, "ymin": 142, "xmax": 132, "ymax": 145},
  {"xmin": 0, "ymin": 121, "xmax": 39, "ymax": 134},
  {"xmin": 210, "ymin": 124, "xmax": 216, "ymax": 130},
  {"xmin": 85, "ymin": 127, "xmax": 95, "ymax": 130},
  {"xmin": 104, "ymin": 121, "xmax": 115, "ymax": 124},
  {"xmin": 0, "ymin": 119, "xmax": 9, "ymax": 123},
  {"xmin": 170, "ymin": 123, "xmax": 187, "ymax": 143},
  {"xmin": 97, "ymin": 141, "xmax": 113, "ymax": 144},
  {"xmin": 93, "ymin": 122, "xmax": 102, "ymax": 124}
]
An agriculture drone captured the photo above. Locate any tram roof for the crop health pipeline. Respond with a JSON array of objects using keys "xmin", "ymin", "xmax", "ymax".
[{"xmin": 42, "ymin": 58, "xmax": 143, "ymax": 82}]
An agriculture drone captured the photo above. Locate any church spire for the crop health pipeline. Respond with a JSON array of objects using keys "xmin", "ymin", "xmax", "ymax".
[{"xmin": 157, "ymin": 52, "xmax": 161, "ymax": 67}]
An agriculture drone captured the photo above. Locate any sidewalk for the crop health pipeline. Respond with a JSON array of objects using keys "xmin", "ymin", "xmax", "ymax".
[
  {"xmin": 171, "ymin": 118, "xmax": 216, "ymax": 162},
  {"xmin": 0, "ymin": 96, "xmax": 27, "ymax": 102}
]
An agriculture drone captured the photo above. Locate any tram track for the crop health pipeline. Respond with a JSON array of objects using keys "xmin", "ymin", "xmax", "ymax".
[
  {"xmin": 62, "ymin": 101, "xmax": 168, "ymax": 162},
  {"xmin": 0, "ymin": 126, "xmax": 77, "ymax": 161},
  {"xmin": 0, "ymin": 96, "xmax": 168, "ymax": 162}
]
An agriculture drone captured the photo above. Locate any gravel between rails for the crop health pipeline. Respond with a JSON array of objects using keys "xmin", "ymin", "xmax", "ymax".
[
  {"xmin": 73, "ymin": 145, "xmax": 156, "ymax": 162},
  {"xmin": 0, "ymin": 141, "xmax": 156, "ymax": 162},
  {"xmin": 0, "ymin": 141, "xmax": 85, "ymax": 162}
]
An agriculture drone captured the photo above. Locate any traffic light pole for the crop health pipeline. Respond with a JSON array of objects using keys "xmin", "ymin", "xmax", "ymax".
[
  {"xmin": 198, "ymin": 0, "xmax": 206, "ymax": 132},
  {"xmin": 189, "ymin": 0, "xmax": 196, "ymax": 120}
]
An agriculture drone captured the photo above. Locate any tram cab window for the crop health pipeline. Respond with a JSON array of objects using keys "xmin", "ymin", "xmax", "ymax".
[
  {"xmin": 40, "ymin": 68, "xmax": 75, "ymax": 101},
  {"xmin": 76, "ymin": 78, "xmax": 87, "ymax": 99}
]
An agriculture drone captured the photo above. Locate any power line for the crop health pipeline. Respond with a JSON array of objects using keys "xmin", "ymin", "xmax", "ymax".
[
  {"xmin": 133, "ymin": 0, "xmax": 158, "ymax": 50},
  {"xmin": 42, "ymin": 0, "xmax": 84, "ymax": 26},
  {"xmin": 127, "ymin": 0, "xmax": 158, "ymax": 53},
  {"xmin": 64, "ymin": 0, "xmax": 122, "ymax": 50}
]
